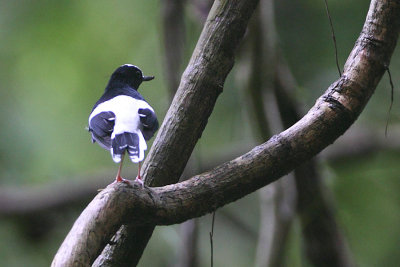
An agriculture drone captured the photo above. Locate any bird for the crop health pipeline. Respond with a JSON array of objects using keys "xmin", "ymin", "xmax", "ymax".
[{"xmin": 88, "ymin": 64, "xmax": 159, "ymax": 185}]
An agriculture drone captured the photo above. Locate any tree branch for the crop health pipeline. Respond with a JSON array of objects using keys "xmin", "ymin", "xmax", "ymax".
[{"xmin": 52, "ymin": 0, "xmax": 400, "ymax": 266}]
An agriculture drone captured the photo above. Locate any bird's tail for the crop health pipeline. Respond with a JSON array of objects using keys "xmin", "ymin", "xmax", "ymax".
[{"xmin": 111, "ymin": 132, "xmax": 147, "ymax": 163}]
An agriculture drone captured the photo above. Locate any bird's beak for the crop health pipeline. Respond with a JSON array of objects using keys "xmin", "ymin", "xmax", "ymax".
[{"xmin": 142, "ymin": 75, "xmax": 155, "ymax": 81}]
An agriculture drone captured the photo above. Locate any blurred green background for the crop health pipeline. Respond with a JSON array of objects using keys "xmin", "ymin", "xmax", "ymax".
[{"xmin": 0, "ymin": 0, "xmax": 399, "ymax": 266}]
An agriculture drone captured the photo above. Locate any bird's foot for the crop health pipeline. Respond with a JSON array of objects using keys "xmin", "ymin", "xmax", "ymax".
[
  {"xmin": 134, "ymin": 176, "xmax": 145, "ymax": 188},
  {"xmin": 112, "ymin": 175, "xmax": 131, "ymax": 185}
]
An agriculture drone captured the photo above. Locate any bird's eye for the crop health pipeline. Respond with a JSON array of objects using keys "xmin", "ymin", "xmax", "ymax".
[{"xmin": 136, "ymin": 71, "xmax": 141, "ymax": 77}]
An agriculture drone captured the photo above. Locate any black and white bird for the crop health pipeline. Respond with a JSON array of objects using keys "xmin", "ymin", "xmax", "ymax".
[{"xmin": 88, "ymin": 64, "xmax": 159, "ymax": 184}]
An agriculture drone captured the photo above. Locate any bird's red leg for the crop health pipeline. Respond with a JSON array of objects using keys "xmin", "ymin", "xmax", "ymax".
[
  {"xmin": 138, "ymin": 161, "xmax": 141, "ymax": 180},
  {"xmin": 135, "ymin": 161, "xmax": 144, "ymax": 186},
  {"xmin": 115, "ymin": 152, "xmax": 125, "ymax": 183}
]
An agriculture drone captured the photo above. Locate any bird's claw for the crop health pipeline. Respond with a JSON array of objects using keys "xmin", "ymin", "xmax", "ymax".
[
  {"xmin": 108, "ymin": 176, "xmax": 144, "ymax": 189},
  {"xmin": 111, "ymin": 175, "xmax": 131, "ymax": 186},
  {"xmin": 134, "ymin": 176, "xmax": 145, "ymax": 188}
]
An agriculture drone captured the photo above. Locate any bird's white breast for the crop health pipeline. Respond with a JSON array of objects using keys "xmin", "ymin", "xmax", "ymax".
[{"xmin": 89, "ymin": 95, "xmax": 153, "ymax": 137}]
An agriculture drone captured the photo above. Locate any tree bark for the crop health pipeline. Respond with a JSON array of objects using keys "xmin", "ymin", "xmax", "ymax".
[{"xmin": 52, "ymin": 0, "xmax": 400, "ymax": 266}]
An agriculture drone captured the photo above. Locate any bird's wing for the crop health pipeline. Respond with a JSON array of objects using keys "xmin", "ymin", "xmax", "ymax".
[
  {"xmin": 138, "ymin": 108, "xmax": 159, "ymax": 140},
  {"xmin": 88, "ymin": 111, "xmax": 115, "ymax": 149}
]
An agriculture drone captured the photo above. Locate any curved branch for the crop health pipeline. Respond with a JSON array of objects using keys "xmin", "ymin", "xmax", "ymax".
[{"xmin": 52, "ymin": 0, "xmax": 400, "ymax": 266}]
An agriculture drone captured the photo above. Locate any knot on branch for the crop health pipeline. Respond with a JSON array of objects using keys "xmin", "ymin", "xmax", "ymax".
[
  {"xmin": 323, "ymin": 74, "xmax": 373, "ymax": 121},
  {"xmin": 322, "ymin": 94, "xmax": 353, "ymax": 119},
  {"xmin": 361, "ymin": 34, "xmax": 387, "ymax": 49}
]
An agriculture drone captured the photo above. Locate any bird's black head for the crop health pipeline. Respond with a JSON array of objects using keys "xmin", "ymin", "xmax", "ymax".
[{"xmin": 108, "ymin": 64, "xmax": 154, "ymax": 90}]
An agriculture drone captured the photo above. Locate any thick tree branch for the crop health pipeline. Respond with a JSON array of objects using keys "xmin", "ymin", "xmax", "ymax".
[{"xmin": 52, "ymin": 0, "xmax": 399, "ymax": 266}]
